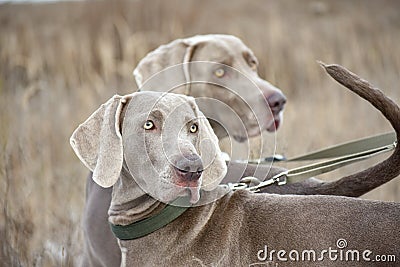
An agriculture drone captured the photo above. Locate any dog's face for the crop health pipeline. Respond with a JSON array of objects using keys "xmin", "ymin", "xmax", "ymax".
[
  {"xmin": 188, "ymin": 35, "xmax": 286, "ymax": 139},
  {"xmin": 123, "ymin": 92, "xmax": 211, "ymax": 203},
  {"xmin": 134, "ymin": 34, "xmax": 286, "ymax": 142},
  {"xmin": 70, "ymin": 91, "xmax": 227, "ymax": 205}
]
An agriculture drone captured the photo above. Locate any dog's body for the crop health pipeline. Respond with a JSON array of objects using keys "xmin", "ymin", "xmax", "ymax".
[
  {"xmin": 76, "ymin": 35, "xmax": 400, "ymax": 267},
  {"xmin": 72, "ymin": 76, "xmax": 400, "ymax": 266},
  {"xmin": 81, "ymin": 176, "xmax": 121, "ymax": 267},
  {"xmin": 120, "ymin": 190, "xmax": 399, "ymax": 266}
]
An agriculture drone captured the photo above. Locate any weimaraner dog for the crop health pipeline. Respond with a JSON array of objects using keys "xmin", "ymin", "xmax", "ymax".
[
  {"xmin": 80, "ymin": 35, "xmax": 400, "ymax": 266},
  {"xmin": 133, "ymin": 34, "xmax": 287, "ymax": 139},
  {"xmin": 81, "ymin": 34, "xmax": 290, "ymax": 267},
  {"xmin": 71, "ymin": 70, "xmax": 400, "ymax": 266}
]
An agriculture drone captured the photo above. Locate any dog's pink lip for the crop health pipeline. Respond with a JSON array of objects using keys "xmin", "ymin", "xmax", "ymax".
[
  {"xmin": 266, "ymin": 117, "xmax": 280, "ymax": 132},
  {"xmin": 172, "ymin": 167, "xmax": 202, "ymax": 188},
  {"xmin": 173, "ymin": 179, "xmax": 200, "ymax": 188}
]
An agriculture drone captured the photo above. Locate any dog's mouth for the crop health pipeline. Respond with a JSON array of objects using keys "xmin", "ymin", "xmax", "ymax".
[
  {"xmin": 174, "ymin": 179, "xmax": 200, "ymax": 188},
  {"xmin": 266, "ymin": 116, "xmax": 281, "ymax": 132},
  {"xmin": 233, "ymin": 114, "xmax": 281, "ymax": 142}
]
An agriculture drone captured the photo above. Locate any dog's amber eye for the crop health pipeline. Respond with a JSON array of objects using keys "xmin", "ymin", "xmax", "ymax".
[
  {"xmin": 143, "ymin": 120, "xmax": 155, "ymax": 130},
  {"xmin": 189, "ymin": 124, "xmax": 198, "ymax": 133},
  {"xmin": 214, "ymin": 68, "xmax": 225, "ymax": 78},
  {"xmin": 249, "ymin": 60, "xmax": 257, "ymax": 71}
]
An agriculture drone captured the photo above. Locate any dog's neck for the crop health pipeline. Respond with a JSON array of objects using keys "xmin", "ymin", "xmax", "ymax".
[
  {"xmin": 108, "ymin": 164, "xmax": 231, "ymax": 226},
  {"xmin": 108, "ymin": 164, "xmax": 166, "ymax": 226}
]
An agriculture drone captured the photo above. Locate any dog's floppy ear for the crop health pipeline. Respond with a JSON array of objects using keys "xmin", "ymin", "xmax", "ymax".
[
  {"xmin": 133, "ymin": 37, "xmax": 202, "ymax": 89},
  {"xmin": 70, "ymin": 95, "xmax": 129, "ymax": 188},
  {"xmin": 195, "ymin": 109, "xmax": 227, "ymax": 191}
]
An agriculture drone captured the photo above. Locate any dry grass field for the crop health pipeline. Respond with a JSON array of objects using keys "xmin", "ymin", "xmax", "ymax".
[{"xmin": 1, "ymin": 0, "xmax": 399, "ymax": 266}]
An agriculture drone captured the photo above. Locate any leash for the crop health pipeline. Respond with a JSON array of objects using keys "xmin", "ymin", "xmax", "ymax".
[
  {"xmin": 110, "ymin": 132, "xmax": 397, "ymax": 239},
  {"xmin": 230, "ymin": 132, "xmax": 397, "ymax": 191},
  {"xmin": 109, "ymin": 134, "xmax": 397, "ymax": 239},
  {"xmin": 256, "ymin": 132, "xmax": 396, "ymax": 163}
]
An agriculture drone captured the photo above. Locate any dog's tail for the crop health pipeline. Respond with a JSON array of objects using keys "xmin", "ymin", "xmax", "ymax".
[{"xmin": 318, "ymin": 62, "xmax": 400, "ymax": 197}]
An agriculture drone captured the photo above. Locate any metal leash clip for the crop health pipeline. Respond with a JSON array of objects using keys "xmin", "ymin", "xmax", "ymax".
[
  {"xmin": 228, "ymin": 182, "xmax": 249, "ymax": 191},
  {"xmin": 228, "ymin": 171, "xmax": 288, "ymax": 192},
  {"xmin": 247, "ymin": 171, "xmax": 288, "ymax": 192}
]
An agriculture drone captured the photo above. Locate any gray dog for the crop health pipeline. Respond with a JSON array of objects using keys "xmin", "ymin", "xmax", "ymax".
[
  {"xmin": 71, "ymin": 84, "xmax": 399, "ymax": 266},
  {"xmin": 134, "ymin": 34, "xmax": 286, "ymax": 139},
  {"xmin": 80, "ymin": 35, "xmax": 290, "ymax": 267},
  {"xmin": 78, "ymin": 35, "xmax": 400, "ymax": 267}
]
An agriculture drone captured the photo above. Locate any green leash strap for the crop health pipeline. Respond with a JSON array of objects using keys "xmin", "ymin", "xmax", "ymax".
[
  {"xmin": 244, "ymin": 140, "xmax": 397, "ymax": 191},
  {"xmin": 286, "ymin": 132, "xmax": 396, "ymax": 162},
  {"xmin": 283, "ymin": 141, "xmax": 396, "ymax": 184},
  {"xmin": 231, "ymin": 132, "xmax": 397, "ymax": 190},
  {"xmin": 254, "ymin": 132, "xmax": 396, "ymax": 163},
  {"xmin": 110, "ymin": 197, "xmax": 191, "ymax": 240}
]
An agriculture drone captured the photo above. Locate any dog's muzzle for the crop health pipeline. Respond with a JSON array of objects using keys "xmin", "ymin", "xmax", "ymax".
[{"xmin": 173, "ymin": 154, "xmax": 204, "ymax": 183}]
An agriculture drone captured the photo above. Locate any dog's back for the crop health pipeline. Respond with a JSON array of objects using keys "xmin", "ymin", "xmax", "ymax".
[{"xmin": 120, "ymin": 190, "xmax": 400, "ymax": 266}]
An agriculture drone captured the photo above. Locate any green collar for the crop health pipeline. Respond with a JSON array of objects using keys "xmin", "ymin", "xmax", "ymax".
[{"xmin": 109, "ymin": 197, "xmax": 191, "ymax": 240}]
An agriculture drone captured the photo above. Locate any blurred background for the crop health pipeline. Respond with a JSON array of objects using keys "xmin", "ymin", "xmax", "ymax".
[{"xmin": 1, "ymin": 0, "xmax": 399, "ymax": 266}]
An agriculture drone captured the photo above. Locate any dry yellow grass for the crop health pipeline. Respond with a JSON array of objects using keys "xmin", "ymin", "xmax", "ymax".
[{"xmin": 1, "ymin": 0, "xmax": 399, "ymax": 266}]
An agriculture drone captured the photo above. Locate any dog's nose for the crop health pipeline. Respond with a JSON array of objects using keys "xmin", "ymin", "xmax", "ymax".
[
  {"xmin": 266, "ymin": 92, "xmax": 287, "ymax": 114},
  {"xmin": 174, "ymin": 155, "xmax": 203, "ymax": 181}
]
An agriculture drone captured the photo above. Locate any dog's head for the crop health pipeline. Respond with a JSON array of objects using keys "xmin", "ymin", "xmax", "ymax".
[
  {"xmin": 134, "ymin": 34, "xmax": 286, "ymax": 142},
  {"xmin": 70, "ymin": 92, "xmax": 227, "ymax": 204}
]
